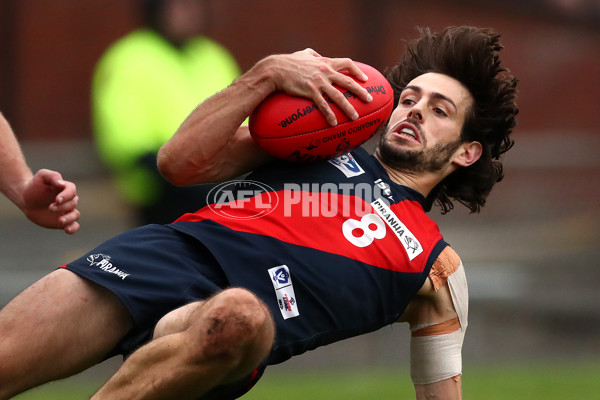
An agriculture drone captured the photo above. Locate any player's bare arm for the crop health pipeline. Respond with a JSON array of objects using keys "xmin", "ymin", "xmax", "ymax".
[
  {"xmin": 404, "ymin": 283, "xmax": 462, "ymax": 399},
  {"xmin": 157, "ymin": 49, "xmax": 372, "ymax": 185},
  {"xmin": 399, "ymin": 262, "xmax": 468, "ymax": 400}
]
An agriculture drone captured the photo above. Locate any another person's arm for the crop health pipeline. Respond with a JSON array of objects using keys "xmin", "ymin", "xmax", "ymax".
[
  {"xmin": 158, "ymin": 49, "xmax": 373, "ymax": 185},
  {"xmin": 0, "ymin": 113, "xmax": 80, "ymax": 234}
]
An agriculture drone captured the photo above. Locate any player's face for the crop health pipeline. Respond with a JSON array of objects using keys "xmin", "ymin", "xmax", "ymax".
[{"xmin": 378, "ymin": 72, "xmax": 473, "ymax": 173}]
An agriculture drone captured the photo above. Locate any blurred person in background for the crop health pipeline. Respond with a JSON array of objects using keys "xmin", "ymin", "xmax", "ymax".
[
  {"xmin": 92, "ymin": 0, "xmax": 242, "ymax": 225},
  {"xmin": 0, "ymin": 112, "xmax": 80, "ymax": 234}
]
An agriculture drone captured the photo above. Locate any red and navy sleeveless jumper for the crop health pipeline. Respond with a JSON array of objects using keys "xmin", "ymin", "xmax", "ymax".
[{"xmin": 171, "ymin": 147, "xmax": 448, "ymax": 365}]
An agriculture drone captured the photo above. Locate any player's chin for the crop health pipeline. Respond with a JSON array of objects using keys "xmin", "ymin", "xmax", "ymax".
[{"xmin": 378, "ymin": 141, "xmax": 417, "ymax": 166}]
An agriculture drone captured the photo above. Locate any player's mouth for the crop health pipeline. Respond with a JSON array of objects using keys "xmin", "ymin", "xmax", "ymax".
[{"xmin": 391, "ymin": 121, "xmax": 421, "ymax": 144}]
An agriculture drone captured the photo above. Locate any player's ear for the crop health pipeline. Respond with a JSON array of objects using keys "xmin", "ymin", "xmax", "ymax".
[{"xmin": 452, "ymin": 141, "xmax": 482, "ymax": 167}]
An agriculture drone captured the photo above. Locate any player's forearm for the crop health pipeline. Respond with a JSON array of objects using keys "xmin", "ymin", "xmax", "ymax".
[
  {"xmin": 0, "ymin": 113, "xmax": 33, "ymax": 207},
  {"xmin": 157, "ymin": 56, "xmax": 277, "ymax": 185},
  {"xmin": 414, "ymin": 376, "xmax": 462, "ymax": 400}
]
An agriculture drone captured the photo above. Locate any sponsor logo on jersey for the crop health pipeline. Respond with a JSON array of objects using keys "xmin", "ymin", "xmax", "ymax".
[
  {"xmin": 374, "ymin": 178, "xmax": 394, "ymax": 202},
  {"xmin": 87, "ymin": 253, "xmax": 130, "ymax": 280},
  {"xmin": 328, "ymin": 153, "xmax": 365, "ymax": 178},
  {"xmin": 268, "ymin": 265, "xmax": 300, "ymax": 319},
  {"xmin": 370, "ymin": 198, "xmax": 423, "ymax": 261},
  {"xmin": 206, "ymin": 180, "xmax": 279, "ymax": 220}
]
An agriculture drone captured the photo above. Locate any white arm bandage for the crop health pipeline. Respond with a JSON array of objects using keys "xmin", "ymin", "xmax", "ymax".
[{"xmin": 410, "ymin": 262, "xmax": 469, "ymax": 385}]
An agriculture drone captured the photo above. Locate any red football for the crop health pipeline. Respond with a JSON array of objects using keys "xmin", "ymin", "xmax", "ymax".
[{"xmin": 249, "ymin": 62, "xmax": 394, "ymax": 162}]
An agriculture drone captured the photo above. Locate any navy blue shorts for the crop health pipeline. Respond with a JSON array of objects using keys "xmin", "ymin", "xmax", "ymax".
[
  {"xmin": 63, "ymin": 224, "xmax": 265, "ymax": 399},
  {"xmin": 64, "ymin": 224, "xmax": 229, "ymax": 343}
]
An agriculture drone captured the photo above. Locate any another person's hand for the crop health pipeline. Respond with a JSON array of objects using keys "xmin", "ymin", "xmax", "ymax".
[
  {"xmin": 20, "ymin": 169, "xmax": 81, "ymax": 234},
  {"xmin": 264, "ymin": 48, "xmax": 373, "ymax": 126}
]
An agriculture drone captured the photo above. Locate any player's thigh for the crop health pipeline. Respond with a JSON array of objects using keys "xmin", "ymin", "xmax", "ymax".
[{"xmin": 0, "ymin": 268, "xmax": 132, "ymax": 372}]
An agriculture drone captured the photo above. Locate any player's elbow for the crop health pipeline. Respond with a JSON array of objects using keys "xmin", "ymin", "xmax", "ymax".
[
  {"xmin": 156, "ymin": 146, "xmax": 177, "ymax": 184},
  {"xmin": 157, "ymin": 145, "xmax": 218, "ymax": 186},
  {"xmin": 157, "ymin": 146, "xmax": 193, "ymax": 186}
]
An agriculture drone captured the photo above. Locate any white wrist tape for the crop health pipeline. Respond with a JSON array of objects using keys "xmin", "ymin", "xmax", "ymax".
[{"xmin": 410, "ymin": 262, "xmax": 468, "ymax": 385}]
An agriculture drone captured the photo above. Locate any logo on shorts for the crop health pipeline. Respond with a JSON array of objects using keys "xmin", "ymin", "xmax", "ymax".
[
  {"xmin": 87, "ymin": 253, "xmax": 130, "ymax": 280},
  {"xmin": 268, "ymin": 265, "xmax": 299, "ymax": 319}
]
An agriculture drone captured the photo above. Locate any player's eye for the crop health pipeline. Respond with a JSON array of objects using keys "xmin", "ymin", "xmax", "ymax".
[
  {"xmin": 433, "ymin": 107, "xmax": 447, "ymax": 117},
  {"xmin": 401, "ymin": 98, "xmax": 415, "ymax": 106}
]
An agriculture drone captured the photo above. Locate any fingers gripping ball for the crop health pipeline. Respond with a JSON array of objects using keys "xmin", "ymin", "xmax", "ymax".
[{"xmin": 249, "ymin": 62, "xmax": 393, "ymax": 162}]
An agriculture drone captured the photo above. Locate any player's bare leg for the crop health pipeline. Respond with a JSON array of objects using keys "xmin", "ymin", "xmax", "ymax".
[
  {"xmin": 0, "ymin": 269, "xmax": 132, "ymax": 399},
  {"xmin": 92, "ymin": 288, "xmax": 275, "ymax": 400}
]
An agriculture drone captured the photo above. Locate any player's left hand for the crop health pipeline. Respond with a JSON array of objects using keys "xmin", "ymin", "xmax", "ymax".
[
  {"xmin": 267, "ymin": 49, "xmax": 373, "ymax": 126},
  {"xmin": 20, "ymin": 169, "xmax": 81, "ymax": 234}
]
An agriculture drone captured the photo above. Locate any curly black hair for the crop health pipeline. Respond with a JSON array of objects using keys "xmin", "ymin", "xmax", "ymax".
[{"xmin": 386, "ymin": 26, "xmax": 519, "ymax": 213}]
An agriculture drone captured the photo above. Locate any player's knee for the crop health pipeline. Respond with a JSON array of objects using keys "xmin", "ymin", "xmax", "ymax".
[{"xmin": 188, "ymin": 288, "xmax": 274, "ymax": 364}]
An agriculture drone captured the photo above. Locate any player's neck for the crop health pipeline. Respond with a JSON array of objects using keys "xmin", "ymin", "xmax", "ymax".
[{"xmin": 375, "ymin": 154, "xmax": 442, "ymax": 199}]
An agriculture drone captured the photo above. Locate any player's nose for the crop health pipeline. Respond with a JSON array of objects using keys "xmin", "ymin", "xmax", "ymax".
[{"xmin": 407, "ymin": 105, "xmax": 424, "ymax": 123}]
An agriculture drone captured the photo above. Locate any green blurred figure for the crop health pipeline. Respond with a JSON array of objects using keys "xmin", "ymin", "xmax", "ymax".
[{"xmin": 92, "ymin": 0, "xmax": 241, "ymax": 225}]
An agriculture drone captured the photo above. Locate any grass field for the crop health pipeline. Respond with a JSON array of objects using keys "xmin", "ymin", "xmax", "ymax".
[{"xmin": 14, "ymin": 361, "xmax": 600, "ymax": 399}]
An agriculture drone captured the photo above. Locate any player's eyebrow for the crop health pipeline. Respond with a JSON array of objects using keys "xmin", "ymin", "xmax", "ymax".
[{"xmin": 402, "ymin": 85, "xmax": 458, "ymax": 113}]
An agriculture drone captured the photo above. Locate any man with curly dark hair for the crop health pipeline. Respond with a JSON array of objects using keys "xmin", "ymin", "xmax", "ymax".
[
  {"xmin": 0, "ymin": 26, "xmax": 517, "ymax": 400},
  {"xmin": 384, "ymin": 26, "xmax": 518, "ymax": 213}
]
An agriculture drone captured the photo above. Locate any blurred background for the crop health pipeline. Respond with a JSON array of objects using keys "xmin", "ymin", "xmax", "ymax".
[{"xmin": 1, "ymin": 0, "xmax": 599, "ymax": 396}]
